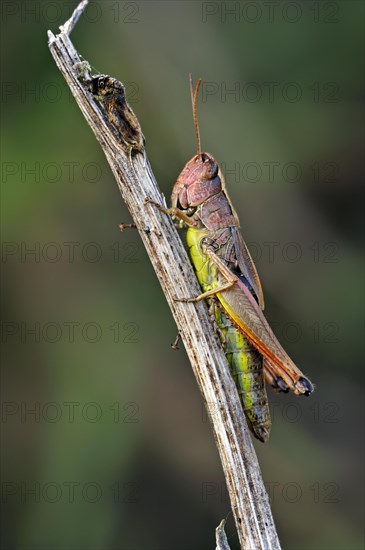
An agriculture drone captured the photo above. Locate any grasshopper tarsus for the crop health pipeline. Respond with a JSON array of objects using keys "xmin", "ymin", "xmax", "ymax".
[
  {"xmin": 119, "ymin": 223, "xmax": 152, "ymax": 235},
  {"xmin": 174, "ymin": 296, "xmax": 196, "ymax": 303},
  {"xmin": 119, "ymin": 223, "xmax": 137, "ymax": 232},
  {"xmin": 144, "ymin": 197, "xmax": 161, "ymax": 208},
  {"xmin": 171, "ymin": 332, "xmax": 181, "ymax": 350}
]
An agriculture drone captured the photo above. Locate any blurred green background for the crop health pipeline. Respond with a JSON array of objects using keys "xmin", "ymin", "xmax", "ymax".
[{"xmin": 1, "ymin": 1, "xmax": 364, "ymax": 549}]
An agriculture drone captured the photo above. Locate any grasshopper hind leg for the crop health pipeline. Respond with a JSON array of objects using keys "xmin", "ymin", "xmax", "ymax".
[
  {"xmin": 264, "ymin": 360, "xmax": 290, "ymax": 393},
  {"xmin": 208, "ymin": 299, "xmax": 227, "ymax": 345}
]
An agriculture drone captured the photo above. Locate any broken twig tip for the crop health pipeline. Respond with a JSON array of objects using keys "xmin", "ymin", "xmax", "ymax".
[
  {"xmin": 47, "ymin": 30, "xmax": 56, "ymax": 44},
  {"xmin": 59, "ymin": 0, "xmax": 89, "ymax": 36}
]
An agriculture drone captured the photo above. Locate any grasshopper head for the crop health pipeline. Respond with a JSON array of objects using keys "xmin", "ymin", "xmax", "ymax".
[{"xmin": 171, "ymin": 152, "xmax": 222, "ymax": 209}]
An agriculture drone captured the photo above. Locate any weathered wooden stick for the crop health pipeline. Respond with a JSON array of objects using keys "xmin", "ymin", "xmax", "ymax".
[{"xmin": 47, "ymin": 2, "xmax": 281, "ymax": 548}]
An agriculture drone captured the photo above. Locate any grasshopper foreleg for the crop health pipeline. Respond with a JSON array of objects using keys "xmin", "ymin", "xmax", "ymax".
[{"xmin": 145, "ymin": 198, "xmax": 195, "ymax": 228}]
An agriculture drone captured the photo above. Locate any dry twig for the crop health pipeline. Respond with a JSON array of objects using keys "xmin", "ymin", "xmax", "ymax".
[{"xmin": 47, "ymin": 2, "xmax": 281, "ymax": 548}]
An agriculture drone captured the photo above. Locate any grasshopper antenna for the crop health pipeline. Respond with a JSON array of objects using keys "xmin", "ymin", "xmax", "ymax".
[{"xmin": 189, "ymin": 74, "xmax": 202, "ymax": 159}]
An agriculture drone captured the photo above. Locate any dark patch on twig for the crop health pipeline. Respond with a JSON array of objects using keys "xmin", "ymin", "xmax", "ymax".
[{"xmin": 88, "ymin": 75, "xmax": 145, "ymax": 156}]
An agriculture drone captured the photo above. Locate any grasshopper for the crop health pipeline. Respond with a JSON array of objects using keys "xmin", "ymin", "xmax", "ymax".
[{"xmin": 147, "ymin": 76, "xmax": 313, "ymax": 442}]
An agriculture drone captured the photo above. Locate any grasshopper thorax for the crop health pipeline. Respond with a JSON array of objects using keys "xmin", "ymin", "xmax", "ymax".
[{"xmin": 171, "ymin": 152, "xmax": 222, "ymax": 209}]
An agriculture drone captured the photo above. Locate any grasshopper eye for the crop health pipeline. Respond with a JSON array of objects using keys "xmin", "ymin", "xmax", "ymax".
[{"xmin": 205, "ymin": 160, "xmax": 218, "ymax": 179}]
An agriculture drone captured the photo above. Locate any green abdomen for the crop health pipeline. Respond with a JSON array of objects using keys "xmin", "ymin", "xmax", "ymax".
[
  {"xmin": 214, "ymin": 305, "xmax": 271, "ymax": 442},
  {"xmin": 186, "ymin": 227, "xmax": 271, "ymax": 442}
]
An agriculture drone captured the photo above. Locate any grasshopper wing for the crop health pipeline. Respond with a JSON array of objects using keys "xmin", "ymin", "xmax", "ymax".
[
  {"xmin": 230, "ymin": 226, "xmax": 265, "ymax": 310},
  {"xmin": 216, "ymin": 276, "xmax": 313, "ymax": 396}
]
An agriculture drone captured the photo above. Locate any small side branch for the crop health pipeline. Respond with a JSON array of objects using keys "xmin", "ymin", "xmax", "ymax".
[
  {"xmin": 47, "ymin": 3, "xmax": 281, "ymax": 549},
  {"xmin": 215, "ymin": 520, "xmax": 232, "ymax": 550}
]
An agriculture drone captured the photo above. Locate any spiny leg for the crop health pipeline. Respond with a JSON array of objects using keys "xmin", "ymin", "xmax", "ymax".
[
  {"xmin": 173, "ymin": 241, "xmax": 239, "ymax": 302},
  {"xmin": 119, "ymin": 223, "xmax": 137, "ymax": 231},
  {"xmin": 171, "ymin": 332, "xmax": 181, "ymax": 350},
  {"xmin": 145, "ymin": 198, "xmax": 195, "ymax": 227},
  {"xmin": 263, "ymin": 360, "xmax": 289, "ymax": 393},
  {"xmin": 263, "ymin": 356, "xmax": 313, "ymax": 396},
  {"xmin": 119, "ymin": 222, "xmax": 155, "ymax": 235},
  {"xmin": 203, "ymin": 244, "xmax": 313, "ymax": 396},
  {"xmin": 208, "ymin": 300, "xmax": 226, "ymax": 345},
  {"xmin": 174, "ymin": 281, "xmax": 235, "ymax": 303}
]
